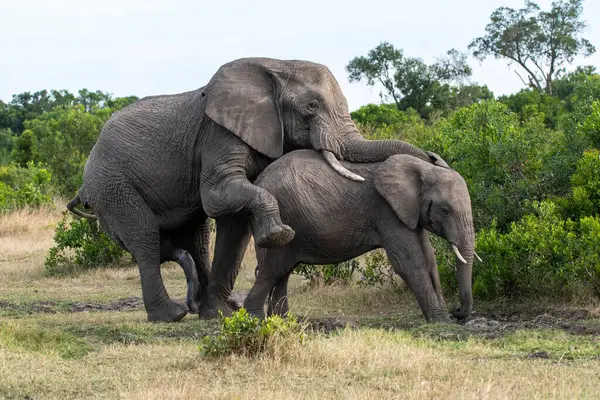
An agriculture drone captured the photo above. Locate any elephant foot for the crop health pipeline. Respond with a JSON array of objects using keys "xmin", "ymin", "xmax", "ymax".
[
  {"xmin": 226, "ymin": 292, "xmax": 247, "ymax": 310},
  {"xmin": 187, "ymin": 301, "xmax": 200, "ymax": 315},
  {"xmin": 198, "ymin": 298, "xmax": 234, "ymax": 320},
  {"xmin": 254, "ymin": 222, "xmax": 295, "ymax": 248},
  {"xmin": 146, "ymin": 298, "xmax": 188, "ymax": 322}
]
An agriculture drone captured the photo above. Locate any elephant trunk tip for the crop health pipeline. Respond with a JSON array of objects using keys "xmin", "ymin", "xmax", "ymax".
[{"xmin": 452, "ymin": 307, "xmax": 472, "ymax": 319}]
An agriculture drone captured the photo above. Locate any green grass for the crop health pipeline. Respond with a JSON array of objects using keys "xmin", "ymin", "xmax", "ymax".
[{"xmin": 1, "ymin": 207, "xmax": 600, "ymax": 399}]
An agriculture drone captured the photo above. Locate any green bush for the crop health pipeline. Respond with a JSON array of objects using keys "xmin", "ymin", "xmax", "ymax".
[
  {"xmin": 0, "ymin": 161, "xmax": 53, "ymax": 212},
  {"xmin": 44, "ymin": 213, "xmax": 125, "ymax": 276},
  {"xmin": 358, "ymin": 250, "xmax": 396, "ymax": 287},
  {"xmin": 199, "ymin": 309, "xmax": 305, "ymax": 358},
  {"xmin": 472, "ymin": 201, "xmax": 600, "ymax": 299},
  {"xmin": 294, "ymin": 259, "xmax": 360, "ymax": 286}
]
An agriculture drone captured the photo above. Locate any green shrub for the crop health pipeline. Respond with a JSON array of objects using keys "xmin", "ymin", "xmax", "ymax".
[
  {"xmin": 358, "ymin": 250, "xmax": 396, "ymax": 287},
  {"xmin": 199, "ymin": 309, "xmax": 305, "ymax": 358},
  {"xmin": 0, "ymin": 161, "xmax": 53, "ymax": 212},
  {"xmin": 472, "ymin": 201, "xmax": 600, "ymax": 299},
  {"xmin": 294, "ymin": 259, "xmax": 360, "ymax": 286},
  {"xmin": 44, "ymin": 213, "xmax": 125, "ymax": 276}
]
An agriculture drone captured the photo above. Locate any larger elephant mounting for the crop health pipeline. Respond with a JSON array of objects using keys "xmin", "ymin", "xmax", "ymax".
[{"xmin": 68, "ymin": 57, "xmax": 445, "ymax": 322}]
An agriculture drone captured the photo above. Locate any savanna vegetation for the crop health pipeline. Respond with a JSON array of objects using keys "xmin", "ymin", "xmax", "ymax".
[{"xmin": 1, "ymin": 0, "xmax": 599, "ymax": 398}]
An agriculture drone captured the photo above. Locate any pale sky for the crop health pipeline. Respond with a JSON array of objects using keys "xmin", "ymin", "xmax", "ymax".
[{"xmin": 2, "ymin": 0, "xmax": 599, "ymax": 111}]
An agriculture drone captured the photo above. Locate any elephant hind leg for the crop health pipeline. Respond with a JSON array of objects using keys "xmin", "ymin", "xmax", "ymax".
[
  {"xmin": 245, "ymin": 248, "xmax": 295, "ymax": 319},
  {"xmin": 101, "ymin": 188, "xmax": 187, "ymax": 322},
  {"xmin": 267, "ymin": 272, "xmax": 292, "ymax": 317}
]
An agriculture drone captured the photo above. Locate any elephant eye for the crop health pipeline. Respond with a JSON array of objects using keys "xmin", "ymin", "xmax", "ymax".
[
  {"xmin": 307, "ymin": 100, "xmax": 320, "ymax": 113},
  {"xmin": 441, "ymin": 207, "xmax": 450, "ymax": 216}
]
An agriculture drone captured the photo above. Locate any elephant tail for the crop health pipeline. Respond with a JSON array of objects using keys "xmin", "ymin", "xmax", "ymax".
[{"xmin": 66, "ymin": 195, "xmax": 98, "ymax": 220}]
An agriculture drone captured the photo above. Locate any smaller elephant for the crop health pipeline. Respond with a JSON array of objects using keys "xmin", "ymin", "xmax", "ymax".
[{"xmin": 244, "ymin": 149, "xmax": 477, "ymax": 323}]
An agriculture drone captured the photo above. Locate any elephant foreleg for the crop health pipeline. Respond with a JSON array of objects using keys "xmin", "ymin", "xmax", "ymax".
[
  {"xmin": 419, "ymin": 229, "xmax": 447, "ymax": 310},
  {"xmin": 384, "ymin": 233, "xmax": 450, "ymax": 323},
  {"xmin": 199, "ymin": 214, "xmax": 251, "ymax": 319},
  {"xmin": 201, "ymin": 174, "xmax": 295, "ymax": 249}
]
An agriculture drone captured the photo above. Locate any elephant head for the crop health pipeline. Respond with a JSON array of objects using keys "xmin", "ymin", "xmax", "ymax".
[
  {"xmin": 374, "ymin": 155, "xmax": 475, "ymax": 319},
  {"xmin": 203, "ymin": 58, "xmax": 438, "ymax": 181}
]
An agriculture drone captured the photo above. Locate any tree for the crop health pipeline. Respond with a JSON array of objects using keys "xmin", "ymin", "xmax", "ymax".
[
  {"xmin": 346, "ymin": 42, "xmax": 477, "ymax": 117},
  {"xmin": 469, "ymin": 0, "xmax": 596, "ymax": 95}
]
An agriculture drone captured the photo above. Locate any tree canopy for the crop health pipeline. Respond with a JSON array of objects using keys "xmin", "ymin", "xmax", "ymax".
[
  {"xmin": 469, "ymin": 0, "xmax": 596, "ymax": 95},
  {"xmin": 346, "ymin": 42, "xmax": 491, "ymax": 118}
]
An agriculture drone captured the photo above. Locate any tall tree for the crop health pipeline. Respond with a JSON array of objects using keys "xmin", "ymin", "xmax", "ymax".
[
  {"xmin": 346, "ymin": 42, "xmax": 479, "ymax": 117},
  {"xmin": 469, "ymin": 0, "xmax": 596, "ymax": 95}
]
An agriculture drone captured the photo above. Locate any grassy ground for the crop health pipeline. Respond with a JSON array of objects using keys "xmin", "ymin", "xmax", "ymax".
[{"xmin": 1, "ymin": 204, "xmax": 599, "ymax": 399}]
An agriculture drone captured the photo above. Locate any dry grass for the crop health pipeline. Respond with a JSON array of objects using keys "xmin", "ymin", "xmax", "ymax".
[
  {"xmin": 1, "ymin": 205, "xmax": 600, "ymax": 399},
  {"xmin": 1, "ymin": 322, "xmax": 599, "ymax": 400}
]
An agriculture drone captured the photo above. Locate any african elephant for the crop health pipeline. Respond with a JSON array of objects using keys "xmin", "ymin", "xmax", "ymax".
[
  {"xmin": 68, "ymin": 57, "xmax": 447, "ymax": 322},
  {"xmin": 244, "ymin": 150, "xmax": 477, "ymax": 323}
]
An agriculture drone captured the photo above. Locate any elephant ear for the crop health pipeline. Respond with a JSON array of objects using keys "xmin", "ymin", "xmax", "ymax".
[
  {"xmin": 374, "ymin": 155, "xmax": 423, "ymax": 230},
  {"xmin": 203, "ymin": 58, "xmax": 287, "ymax": 159}
]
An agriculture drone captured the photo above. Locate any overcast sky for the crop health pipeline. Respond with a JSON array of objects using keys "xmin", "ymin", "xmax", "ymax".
[{"xmin": 2, "ymin": 0, "xmax": 599, "ymax": 111}]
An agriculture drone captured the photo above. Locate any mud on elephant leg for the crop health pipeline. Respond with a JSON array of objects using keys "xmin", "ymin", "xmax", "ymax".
[{"xmin": 199, "ymin": 214, "xmax": 252, "ymax": 319}]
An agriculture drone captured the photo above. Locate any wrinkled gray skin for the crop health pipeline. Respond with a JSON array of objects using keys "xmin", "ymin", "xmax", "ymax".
[
  {"xmin": 244, "ymin": 150, "xmax": 475, "ymax": 323},
  {"xmin": 70, "ymin": 57, "xmax": 447, "ymax": 322}
]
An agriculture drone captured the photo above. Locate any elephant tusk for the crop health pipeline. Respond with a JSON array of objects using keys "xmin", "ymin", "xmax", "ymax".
[
  {"xmin": 452, "ymin": 244, "xmax": 467, "ymax": 264},
  {"xmin": 474, "ymin": 252, "xmax": 483, "ymax": 262},
  {"xmin": 322, "ymin": 151, "xmax": 365, "ymax": 182}
]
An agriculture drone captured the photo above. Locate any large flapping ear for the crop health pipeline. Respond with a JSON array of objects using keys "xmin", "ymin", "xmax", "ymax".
[
  {"xmin": 203, "ymin": 58, "xmax": 287, "ymax": 159},
  {"xmin": 374, "ymin": 155, "xmax": 423, "ymax": 230}
]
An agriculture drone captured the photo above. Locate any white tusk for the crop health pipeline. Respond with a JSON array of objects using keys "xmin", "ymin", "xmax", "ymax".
[
  {"xmin": 452, "ymin": 244, "xmax": 467, "ymax": 264},
  {"xmin": 322, "ymin": 151, "xmax": 365, "ymax": 182},
  {"xmin": 474, "ymin": 252, "xmax": 483, "ymax": 262}
]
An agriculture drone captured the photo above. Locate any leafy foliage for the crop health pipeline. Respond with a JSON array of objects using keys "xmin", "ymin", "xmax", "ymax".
[
  {"xmin": 199, "ymin": 309, "xmax": 305, "ymax": 358},
  {"xmin": 473, "ymin": 201, "xmax": 600, "ymax": 299},
  {"xmin": 14, "ymin": 105, "xmax": 112, "ymax": 196},
  {"xmin": 422, "ymin": 100, "xmax": 552, "ymax": 230},
  {"xmin": 0, "ymin": 162, "xmax": 53, "ymax": 212},
  {"xmin": 44, "ymin": 213, "xmax": 125, "ymax": 276},
  {"xmin": 358, "ymin": 250, "xmax": 396, "ymax": 287},
  {"xmin": 294, "ymin": 260, "xmax": 360, "ymax": 286}
]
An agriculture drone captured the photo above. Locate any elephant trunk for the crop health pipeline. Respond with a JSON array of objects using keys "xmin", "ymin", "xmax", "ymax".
[
  {"xmin": 340, "ymin": 129, "xmax": 433, "ymax": 164},
  {"xmin": 311, "ymin": 120, "xmax": 367, "ymax": 182},
  {"xmin": 450, "ymin": 215, "xmax": 475, "ymax": 319}
]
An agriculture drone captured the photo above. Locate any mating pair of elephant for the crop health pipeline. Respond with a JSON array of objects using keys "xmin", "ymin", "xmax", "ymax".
[{"xmin": 67, "ymin": 57, "xmax": 476, "ymax": 324}]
